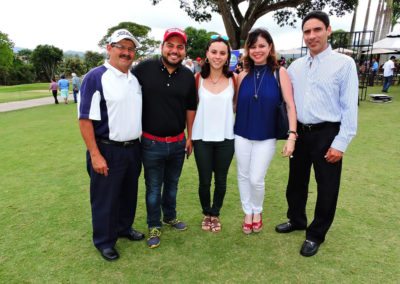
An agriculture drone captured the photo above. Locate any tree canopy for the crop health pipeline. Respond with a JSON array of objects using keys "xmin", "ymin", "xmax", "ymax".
[
  {"xmin": 185, "ymin": 27, "xmax": 218, "ymax": 59},
  {"xmin": 31, "ymin": 45, "xmax": 63, "ymax": 81},
  {"xmin": 0, "ymin": 31, "xmax": 15, "ymax": 84},
  {"xmin": 151, "ymin": 0, "xmax": 357, "ymax": 49},
  {"xmin": 98, "ymin": 22, "xmax": 161, "ymax": 58}
]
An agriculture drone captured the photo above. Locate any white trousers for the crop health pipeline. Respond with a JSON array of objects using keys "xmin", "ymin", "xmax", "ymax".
[{"xmin": 235, "ymin": 135, "xmax": 276, "ymax": 215}]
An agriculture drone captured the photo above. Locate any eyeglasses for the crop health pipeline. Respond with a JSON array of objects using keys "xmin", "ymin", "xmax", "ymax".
[
  {"xmin": 210, "ymin": 35, "xmax": 229, "ymax": 41},
  {"xmin": 111, "ymin": 43, "xmax": 137, "ymax": 53}
]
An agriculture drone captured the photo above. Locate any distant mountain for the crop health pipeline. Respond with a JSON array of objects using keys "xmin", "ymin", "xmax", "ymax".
[{"xmin": 13, "ymin": 47, "xmax": 85, "ymax": 58}]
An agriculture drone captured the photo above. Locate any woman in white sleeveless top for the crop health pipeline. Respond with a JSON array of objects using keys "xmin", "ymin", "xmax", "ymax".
[{"xmin": 192, "ymin": 35, "xmax": 237, "ymax": 233}]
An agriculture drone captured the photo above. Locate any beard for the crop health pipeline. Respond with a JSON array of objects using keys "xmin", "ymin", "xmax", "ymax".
[{"xmin": 161, "ymin": 54, "xmax": 183, "ymax": 69}]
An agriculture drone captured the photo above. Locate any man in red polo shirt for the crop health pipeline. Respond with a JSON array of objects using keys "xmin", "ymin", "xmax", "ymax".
[{"xmin": 132, "ymin": 28, "xmax": 197, "ymax": 249}]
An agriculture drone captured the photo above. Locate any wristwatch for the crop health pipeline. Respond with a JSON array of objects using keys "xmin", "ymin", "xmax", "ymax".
[{"xmin": 287, "ymin": 130, "xmax": 298, "ymax": 137}]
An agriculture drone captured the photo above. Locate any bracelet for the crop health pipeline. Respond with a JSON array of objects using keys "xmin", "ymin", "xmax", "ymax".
[
  {"xmin": 287, "ymin": 130, "xmax": 298, "ymax": 137},
  {"xmin": 287, "ymin": 138, "xmax": 296, "ymax": 141}
]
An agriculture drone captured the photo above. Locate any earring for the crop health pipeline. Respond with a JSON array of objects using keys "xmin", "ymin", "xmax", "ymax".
[
  {"xmin": 225, "ymin": 60, "xmax": 229, "ymax": 66},
  {"xmin": 205, "ymin": 58, "xmax": 209, "ymax": 63}
]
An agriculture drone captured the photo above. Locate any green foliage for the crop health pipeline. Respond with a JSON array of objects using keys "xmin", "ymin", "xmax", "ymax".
[
  {"xmin": 84, "ymin": 51, "xmax": 105, "ymax": 71},
  {"xmin": 393, "ymin": 0, "xmax": 400, "ymax": 28},
  {"xmin": 184, "ymin": 27, "xmax": 216, "ymax": 60},
  {"xmin": 330, "ymin": 29, "xmax": 351, "ymax": 49},
  {"xmin": 31, "ymin": 45, "xmax": 63, "ymax": 82},
  {"xmin": 17, "ymin": 48, "xmax": 33, "ymax": 62},
  {"xmin": 0, "ymin": 31, "xmax": 15, "ymax": 84},
  {"xmin": 59, "ymin": 57, "xmax": 86, "ymax": 77},
  {"xmin": 98, "ymin": 22, "xmax": 160, "ymax": 58},
  {"xmin": 7, "ymin": 58, "xmax": 36, "ymax": 85}
]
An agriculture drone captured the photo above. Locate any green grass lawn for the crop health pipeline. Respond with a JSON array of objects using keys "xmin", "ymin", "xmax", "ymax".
[
  {"xmin": 0, "ymin": 83, "xmax": 73, "ymax": 103},
  {"xmin": 0, "ymin": 87, "xmax": 399, "ymax": 283}
]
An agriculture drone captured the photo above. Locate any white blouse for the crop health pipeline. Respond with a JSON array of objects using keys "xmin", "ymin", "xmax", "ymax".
[{"xmin": 192, "ymin": 77, "xmax": 235, "ymax": 142}]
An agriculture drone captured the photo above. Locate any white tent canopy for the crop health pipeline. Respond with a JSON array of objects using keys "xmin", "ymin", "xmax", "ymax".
[{"xmin": 373, "ymin": 29, "xmax": 400, "ymax": 51}]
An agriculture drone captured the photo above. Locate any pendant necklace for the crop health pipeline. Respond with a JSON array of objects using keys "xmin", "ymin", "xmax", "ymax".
[
  {"xmin": 253, "ymin": 68, "xmax": 267, "ymax": 100},
  {"xmin": 210, "ymin": 73, "xmax": 222, "ymax": 84},
  {"xmin": 255, "ymin": 66, "xmax": 267, "ymax": 79}
]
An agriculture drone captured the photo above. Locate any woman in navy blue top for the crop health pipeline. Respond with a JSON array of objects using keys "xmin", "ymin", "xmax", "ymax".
[{"xmin": 234, "ymin": 28, "xmax": 297, "ymax": 234}]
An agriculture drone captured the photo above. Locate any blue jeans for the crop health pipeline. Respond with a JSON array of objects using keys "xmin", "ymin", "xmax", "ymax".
[
  {"xmin": 141, "ymin": 136, "xmax": 186, "ymax": 228},
  {"xmin": 382, "ymin": 76, "xmax": 393, "ymax": 92}
]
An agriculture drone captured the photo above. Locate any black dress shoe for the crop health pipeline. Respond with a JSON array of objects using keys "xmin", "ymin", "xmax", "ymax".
[
  {"xmin": 100, "ymin": 247, "xmax": 119, "ymax": 261},
  {"xmin": 300, "ymin": 240, "xmax": 320, "ymax": 257},
  {"xmin": 275, "ymin": 222, "xmax": 305, "ymax": 233},
  {"xmin": 119, "ymin": 228, "xmax": 145, "ymax": 241}
]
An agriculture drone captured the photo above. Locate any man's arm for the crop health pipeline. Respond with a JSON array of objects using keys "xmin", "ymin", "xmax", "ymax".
[
  {"xmin": 326, "ymin": 59, "xmax": 359, "ymax": 163},
  {"xmin": 79, "ymin": 119, "xmax": 108, "ymax": 176},
  {"xmin": 185, "ymin": 110, "xmax": 196, "ymax": 158}
]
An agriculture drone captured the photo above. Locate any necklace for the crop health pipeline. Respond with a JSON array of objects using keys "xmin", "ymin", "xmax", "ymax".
[
  {"xmin": 255, "ymin": 66, "xmax": 267, "ymax": 79},
  {"xmin": 209, "ymin": 73, "xmax": 222, "ymax": 84},
  {"xmin": 253, "ymin": 68, "xmax": 267, "ymax": 100}
]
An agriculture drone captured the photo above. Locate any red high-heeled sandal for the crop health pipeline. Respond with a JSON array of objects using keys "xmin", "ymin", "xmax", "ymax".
[
  {"xmin": 242, "ymin": 222, "xmax": 253, "ymax": 234},
  {"xmin": 252, "ymin": 213, "xmax": 263, "ymax": 233}
]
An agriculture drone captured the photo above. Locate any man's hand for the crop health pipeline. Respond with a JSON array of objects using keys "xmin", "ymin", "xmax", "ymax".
[
  {"xmin": 185, "ymin": 138, "xmax": 193, "ymax": 159},
  {"xmin": 324, "ymin": 147, "xmax": 343, "ymax": 163},
  {"xmin": 91, "ymin": 152, "xmax": 109, "ymax": 176}
]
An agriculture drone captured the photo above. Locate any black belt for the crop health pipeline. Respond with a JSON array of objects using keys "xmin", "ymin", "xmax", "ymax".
[
  {"xmin": 96, "ymin": 138, "xmax": 139, "ymax": 147},
  {"xmin": 298, "ymin": 121, "xmax": 340, "ymax": 132}
]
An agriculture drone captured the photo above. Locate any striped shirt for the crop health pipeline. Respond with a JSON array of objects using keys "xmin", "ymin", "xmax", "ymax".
[{"xmin": 288, "ymin": 45, "xmax": 358, "ymax": 152}]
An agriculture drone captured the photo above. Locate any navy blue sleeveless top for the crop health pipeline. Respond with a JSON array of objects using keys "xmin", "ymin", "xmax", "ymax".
[{"xmin": 234, "ymin": 65, "xmax": 281, "ymax": 140}]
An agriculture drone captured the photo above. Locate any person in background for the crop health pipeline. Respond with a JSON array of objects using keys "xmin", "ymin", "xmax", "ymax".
[
  {"xmin": 78, "ymin": 29, "xmax": 144, "ymax": 261},
  {"xmin": 132, "ymin": 28, "xmax": 197, "ymax": 249},
  {"xmin": 184, "ymin": 58, "xmax": 195, "ymax": 73},
  {"xmin": 275, "ymin": 11, "xmax": 358, "ymax": 257},
  {"xmin": 382, "ymin": 56, "xmax": 396, "ymax": 93},
  {"xmin": 194, "ymin": 57, "xmax": 202, "ymax": 73},
  {"xmin": 58, "ymin": 75, "xmax": 69, "ymax": 104},
  {"xmin": 234, "ymin": 28, "xmax": 297, "ymax": 235},
  {"xmin": 192, "ymin": 35, "xmax": 237, "ymax": 233},
  {"xmin": 71, "ymin": 72, "xmax": 81, "ymax": 103},
  {"xmin": 49, "ymin": 77, "xmax": 59, "ymax": 104},
  {"xmin": 368, "ymin": 58, "xmax": 379, "ymax": 86}
]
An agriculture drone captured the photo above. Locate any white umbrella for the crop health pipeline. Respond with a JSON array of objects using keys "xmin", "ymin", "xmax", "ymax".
[{"xmin": 333, "ymin": 47, "xmax": 355, "ymax": 54}]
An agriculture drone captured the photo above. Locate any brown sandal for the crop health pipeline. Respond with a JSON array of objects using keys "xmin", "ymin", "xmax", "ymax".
[
  {"xmin": 210, "ymin": 217, "xmax": 221, "ymax": 233},
  {"xmin": 201, "ymin": 215, "xmax": 211, "ymax": 231}
]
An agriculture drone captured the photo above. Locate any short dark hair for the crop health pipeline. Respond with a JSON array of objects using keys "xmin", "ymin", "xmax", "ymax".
[
  {"xmin": 390, "ymin": 56, "xmax": 396, "ymax": 60},
  {"xmin": 302, "ymin": 11, "xmax": 330, "ymax": 29}
]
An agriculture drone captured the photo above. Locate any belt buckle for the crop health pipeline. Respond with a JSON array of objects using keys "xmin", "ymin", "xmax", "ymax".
[
  {"xmin": 165, "ymin": 136, "xmax": 173, "ymax": 143},
  {"xmin": 123, "ymin": 141, "xmax": 130, "ymax": 146},
  {"xmin": 304, "ymin": 124, "xmax": 312, "ymax": 131}
]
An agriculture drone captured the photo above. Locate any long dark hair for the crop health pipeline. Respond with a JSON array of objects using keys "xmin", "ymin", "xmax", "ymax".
[
  {"xmin": 243, "ymin": 28, "xmax": 279, "ymax": 72},
  {"xmin": 200, "ymin": 37, "xmax": 233, "ymax": 79}
]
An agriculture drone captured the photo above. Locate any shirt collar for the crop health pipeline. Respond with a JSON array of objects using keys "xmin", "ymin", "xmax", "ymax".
[
  {"xmin": 158, "ymin": 57, "xmax": 181, "ymax": 74},
  {"xmin": 306, "ymin": 45, "xmax": 332, "ymax": 64},
  {"xmin": 104, "ymin": 60, "xmax": 134, "ymax": 80}
]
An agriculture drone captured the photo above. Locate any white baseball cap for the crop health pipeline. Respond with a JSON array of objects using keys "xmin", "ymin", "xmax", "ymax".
[{"xmin": 108, "ymin": 29, "xmax": 141, "ymax": 48}]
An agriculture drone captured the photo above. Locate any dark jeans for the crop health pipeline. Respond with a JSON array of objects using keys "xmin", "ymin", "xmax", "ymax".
[
  {"xmin": 141, "ymin": 136, "xmax": 186, "ymax": 228},
  {"xmin": 286, "ymin": 123, "xmax": 342, "ymax": 244},
  {"xmin": 382, "ymin": 76, "xmax": 393, "ymax": 92},
  {"xmin": 87, "ymin": 141, "xmax": 141, "ymax": 250},
  {"xmin": 193, "ymin": 139, "xmax": 234, "ymax": 217},
  {"xmin": 73, "ymin": 90, "xmax": 79, "ymax": 103},
  {"xmin": 52, "ymin": 90, "xmax": 58, "ymax": 104}
]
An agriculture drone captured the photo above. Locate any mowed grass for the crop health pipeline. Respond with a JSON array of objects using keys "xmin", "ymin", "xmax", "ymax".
[
  {"xmin": 0, "ymin": 87, "xmax": 399, "ymax": 283},
  {"xmin": 0, "ymin": 83, "xmax": 68, "ymax": 103}
]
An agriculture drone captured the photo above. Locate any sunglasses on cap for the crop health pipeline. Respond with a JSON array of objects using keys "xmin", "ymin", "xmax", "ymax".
[{"xmin": 210, "ymin": 35, "xmax": 229, "ymax": 41}]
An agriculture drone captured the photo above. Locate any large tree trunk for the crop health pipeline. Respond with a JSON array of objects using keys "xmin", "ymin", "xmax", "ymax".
[
  {"xmin": 350, "ymin": 2, "xmax": 358, "ymax": 44},
  {"xmin": 373, "ymin": 0, "xmax": 384, "ymax": 41},
  {"xmin": 381, "ymin": 0, "xmax": 393, "ymax": 40},
  {"xmin": 361, "ymin": 0, "xmax": 373, "ymax": 44}
]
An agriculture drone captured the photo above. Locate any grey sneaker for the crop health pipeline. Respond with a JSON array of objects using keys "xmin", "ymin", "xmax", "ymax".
[
  {"xmin": 147, "ymin": 227, "xmax": 161, "ymax": 249},
  {"xmin": 163, "ymin": 219, "xmax": 187, "ymax": 231}
]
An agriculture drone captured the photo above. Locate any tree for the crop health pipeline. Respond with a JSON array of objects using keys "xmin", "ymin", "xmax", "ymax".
[
  {"xmin": 84, "ymin": 51, "xmax": 105, "ymax": 71},
  {"xmin": 98, "ymin": 22, "xmax": 161, "ymax": 58},
  {"xmin": 373, "ymin": 0, "xmax": 384, "ymax": 41},
  {"xmin": 330, "ymin": 29, "xmax": 351, "ymax": 49},
  {"xmin": 31, "ymin": 45, "xmax": 63, "ymax": 81},
  {"xmin": 59, "ymin": 57, "xmax": 86, "ymax": 77},
  {"xmin": 381, "ymin": 0, "xmax": 394, "ymax": 39},
  {"xmin": 8, "ymin": 57, "xmax": 36, "ymax": 85},
  {"xmin": 392, "ymin": 0, "xmax": 400, "ymax": 31},
  {"xmin": 361, "ymin": 0, "xmax": 373, "ymax": 44},
  {"xmin": 0, "ymin": 31, "xmax": 14, "ymax": 84},
  {"xmin": 17, "ymin": 48, "xmax": 33, "ymax": 63},
  {"xmin": 151, "ymin": 0, "xmax": 358, "ymax": 49},
  {"xmin": 184, "ymin": 27, "xmax": 217, "ymax": 59}
]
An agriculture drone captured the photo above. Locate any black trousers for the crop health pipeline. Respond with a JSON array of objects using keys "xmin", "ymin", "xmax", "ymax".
[
  {"xmin": 193, "ymin": 139, "xmax": 234, "ymax": 217},
  {"xmin": 286, "ymin": 123, "xmax": 342, "ymax": 244},
  {"xmin": 86, "ymin": 141, "xmax": 141, "ymax": 250}
]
